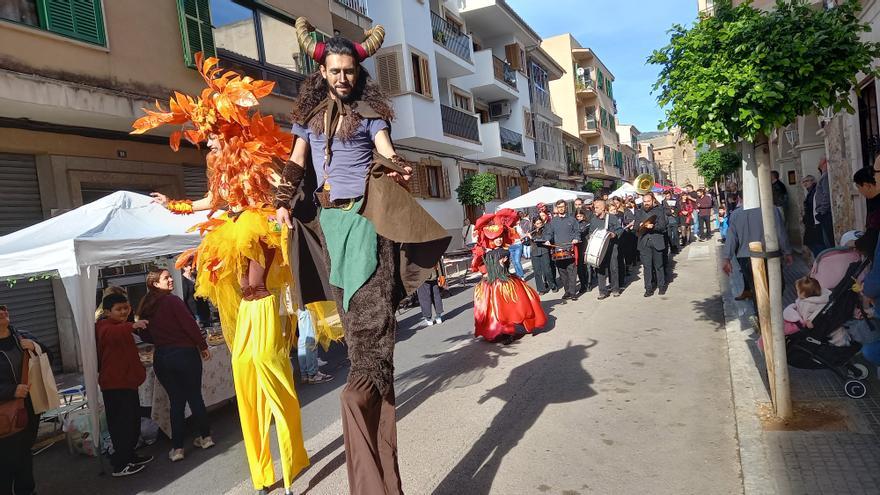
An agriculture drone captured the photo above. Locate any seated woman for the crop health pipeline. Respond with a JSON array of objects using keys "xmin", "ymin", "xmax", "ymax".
[{"xmin": 470, "ymin": 210, "xmax": 547, "ymax": 344}]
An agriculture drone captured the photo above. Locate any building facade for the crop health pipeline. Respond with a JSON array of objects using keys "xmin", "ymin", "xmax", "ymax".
[
  {"xmin": 644, "ymin": 129, "xmax": 700, "ymax": 187},
  {"xmin": 543, "ymin": 34, "xmax": 623, "ymax": 187},
  {"xmin": 0, "ymin": 0, "xmax": 355, "ymax": 371}
]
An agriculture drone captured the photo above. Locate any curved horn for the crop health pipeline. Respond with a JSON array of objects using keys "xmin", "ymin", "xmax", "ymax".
[
  {"xmin": 359, "ymin": 24, "xmax": 385, "ymax": 58},
  {"xmin": 295, "ymin": 17, "xmax": 317, "ymax": 60}
]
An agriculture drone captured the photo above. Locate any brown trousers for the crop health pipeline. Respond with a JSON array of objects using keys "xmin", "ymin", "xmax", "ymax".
[{"xmin": 330, "ymin": 235, "xmax": 404, "ymax": 494}]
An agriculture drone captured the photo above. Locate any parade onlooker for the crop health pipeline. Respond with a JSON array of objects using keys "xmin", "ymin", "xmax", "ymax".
[
  {"xmin": 508, "ymin": 222, "xmax": 525, "ymax": 279},
  {"xmin": 518, "ymin": 211, "xmax": 532, "ymax": 259},
  {"xmin": 575, "ymin": 209, "xmax": 591, "ymax": 293},
  {"xmin": 547, "ymin": 199, "xmax": 581, "ymax": 300},
  {"xmin": 722, "ymin": 208, "xmax": 792, "ymax": 302},
  {"xmin": 137, "ymin": 269, "xmax": 212, "ymax": 462},
  {"xmin": 590, "ymin": 200, "xmax": 624, "ymax": 299},
  {"xmin": 679, "ymin": 192, "xmax": 695, "ymax": 246},
  {"xmin": 718, "ymin": 206, "xmax": 729, "ymax": 243},
  {"xmin": 296, "ymin": 308, "xmax": 333, "ymax": 385},
  {"xmin": 462, "ymin": 218, "xmax": 476, "ymax": 248},
  {"xmin": 417, "ymin": 265, "xmax": 444, "ymax": 326},
  {"xmin": 97, "ymin": 293, "xmax": 152, "ymax": 477},
  {"xmin": 815, "ymin": 158, "xmax": 834, "ymax": 248},
  {"xmin": 801, "ymin": 174, "xmax": 825, "ymax": 257},
  {"xmin": 529, "ymin": 217, "xmax": 556, "ymax": 294},
  {"xmin": 0, "ymin": 304, "xmax": 39, "ymax": 495},
  {"xmin": 771, "ymin": 170, "xmax": 788, "ymax": 225},
  {"xmin": 662, "ymin": 190, "xmax": 681, "ymax": 254},
  {"xmin": 635, "ymin": 193, "xmax": 669, "ymax": 297},
  {"xmin": 685, "ymin": 184, "xmax": 700, "ymax": 239},
  {"xmin": 181, "ymin": 263, "xmax": 212, "ymax": 327},
  {"xmin": 696, "ymin": 188, "xmax": 714, "ymax": 240}
]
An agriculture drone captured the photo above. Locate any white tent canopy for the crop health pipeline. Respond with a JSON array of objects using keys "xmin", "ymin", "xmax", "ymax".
[
  {"xmin": 0, "ymin": 191, "xmax": 209, "ymax": 451},
  {"xmin": 495, "ymin": 186, "xmax": 594, "ymax": 211},
  {"xmin": 609, "ymin": 182, "xmax": 637, "ymax": 198}
]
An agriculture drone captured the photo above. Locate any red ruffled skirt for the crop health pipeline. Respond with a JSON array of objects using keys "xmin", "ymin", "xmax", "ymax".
[{"xmin": 473, "ymin": 276, "xmax": 547, "ymax": 342}]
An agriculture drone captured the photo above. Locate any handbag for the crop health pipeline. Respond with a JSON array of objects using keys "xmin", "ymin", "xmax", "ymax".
[
  {"xmin": 28, "ymin": 343, "xmax": 60, "ymax": 415},
  {"xmin": 0, "ymin": 348, "xmax": 31, "ymax": 438}
]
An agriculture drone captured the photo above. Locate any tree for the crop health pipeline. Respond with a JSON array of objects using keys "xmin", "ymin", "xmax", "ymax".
[
  {"xmin": 694, "ymin": 148, "xmax": 741, "ymax": 186},
  {"xmin": 583, "ymin": 179, "xmax": 604, "ymax": 193},
  {"xmin": 456, "ymin": 173, "xmax": 497, "ymax": 206},
  {"xmin": 649, "ymin": 0, "xmax": 880, "ymax": 145}
]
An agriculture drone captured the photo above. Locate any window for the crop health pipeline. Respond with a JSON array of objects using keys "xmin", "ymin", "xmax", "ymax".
[
  {"xmin": 183, "ymin": 1, "xmax": 311, "ymax": 97},
  {"xmin": 408, "ymin": 158, "xmax": 450, "ymax": 199},
  {"xmin": 597, "ymin": 70, "xmax": 605, "ymax": 90},
  {"xmin": 523, "ymin": 109, "xmax": 535, "ymax": 139},
  {"xmin": 600, "ymin": 107, "xmax": 608, "ymax": 128},
  {"xmin": 530, "ymin": 62, "xmax": 550, "ymax": 111},
  {"xmin": 375, "ymin": 49, "xmax": 405, "ymax": 95},
  {"xmin": 1, "ymin": 0, "xmax": 106, "ymax": 45},
  {"xmin": 444, "ymin": 10, "xmax": 463, "ymax": 32},
  {"xmin": 475, "ymin": 104, "xmax": 490, "ymax": 124},
  {"xmin": 411, "ymin": 50, "xmax": 433, "ymax": 98},
  {"xmin": 452, "ymin": 89, "xmax": 472, "ymax": 112}
]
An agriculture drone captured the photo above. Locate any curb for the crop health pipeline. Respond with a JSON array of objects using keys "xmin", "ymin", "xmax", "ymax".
[{"xmin": 715, "ymin": 244, "xmax": 781, "ymax": 495}]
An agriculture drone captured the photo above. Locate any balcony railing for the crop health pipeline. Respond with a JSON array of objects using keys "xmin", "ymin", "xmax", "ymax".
[
  {"xmin": 566, "ymin": 161, "xmax": 583, "ymax": 176},
  {"xmin": 500, "ymin": 126, "xmax": 523, "ymax": 153},
  {"xmin": 335, "ymin": 0, "xmax": 368, "ymax": 16},
  {"xmin": 441, "ymin": 104, "xmax": 480, "ymax": 142},
  {"xmin": 493, "ymin": 56, "xmax": 517, "ymax": 89},
  {"xmin": 575, "ymin": 76, "xmax": 595, "ymax": 92},
  {"xmin": 431, "ymin": 12, "xmax": 471, "ymax": 63},
  {"xmin": 585, "ymin": 119, "xmax": 598, "ymax": 130},
  {"xmin": 586, "ymin": 159, "xmax": 604, "ymax": 172}
]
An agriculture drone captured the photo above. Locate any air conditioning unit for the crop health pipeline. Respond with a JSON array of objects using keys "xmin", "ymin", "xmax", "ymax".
[{"xmin": 489, "ymin": 100, "xmax": 511, "ymax": 120}]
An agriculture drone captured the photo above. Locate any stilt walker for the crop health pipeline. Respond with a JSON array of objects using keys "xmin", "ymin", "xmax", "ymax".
[
  {"xmin": 274, "ymin": 19, "xmax": 450, "ymax": 494},
  {"xmin": 131, "ymin": 54, "xmax": 340, "ymax": 495}
]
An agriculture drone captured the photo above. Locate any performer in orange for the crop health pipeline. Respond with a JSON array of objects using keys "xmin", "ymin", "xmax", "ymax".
[
  {"xmin": 131, "ymin": 54, "xmax": 340, "ymax": 495},
  {"xmin": 471, "ymin": 209, "xmax": 547, "ymax": 344}
]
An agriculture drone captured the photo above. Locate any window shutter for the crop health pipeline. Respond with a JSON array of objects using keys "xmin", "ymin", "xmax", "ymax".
[
  {"xmin": 37, "ymin": 0, "xmax": 106, "ymax": 45},
  {"xmin": 519, "ymin": 177, "xmax": 529, "ymax": 194},
  {"xmin": 376, "ymin": 51, "xmax": 403, "ymax": 95},
  {"xmin": 440, "ymin": 164, "xmax": 451, "ymax": 199},
  {"xmin": 523, "ymin": 109, "xmax": 534, "ymax": 139},
  {"xmin": 505, "ymin": 43, "xmax": 521, "ymax": 71},
  {"xmin": 177, "ymin": 0, "xmax": 215, "ymax": 68},
  {"xmin": 419, "ymin": 56, "xmax": 433, "ymax": 98}
]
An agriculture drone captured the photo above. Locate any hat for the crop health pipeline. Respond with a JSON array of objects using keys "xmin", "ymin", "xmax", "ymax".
[{"xmin": 839, "ymin": 230, "xmax": 863, "ymax": 247}]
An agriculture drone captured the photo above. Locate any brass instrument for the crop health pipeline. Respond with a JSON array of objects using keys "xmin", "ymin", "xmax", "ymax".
[{"xmin": 634, "ymin": 173, "xmax": 655, "ymax": 195}]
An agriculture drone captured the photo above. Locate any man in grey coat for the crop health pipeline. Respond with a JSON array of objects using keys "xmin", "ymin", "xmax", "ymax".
[{"xmin": 722, "ymin": 207, "xmax": 793, "ymax": 301}]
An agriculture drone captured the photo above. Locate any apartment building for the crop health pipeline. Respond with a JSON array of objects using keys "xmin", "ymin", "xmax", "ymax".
[
  {"xmin": 369, "ymin": 0, "xmax": 539, "ymax": 232},
  {"xmin": 0, "ymin": 0, "xmax": 350, "ymax": 371},
  {"xmin": 617, "ymin": 123, "xmax": 642, "ymax": 182},
  {"xmin": 543, "ymin": 34, "xmax": 623, "ymax": 186},
  {"xmin": 526, "ymin": 46, "xmax": 570, "ymax": 188}
]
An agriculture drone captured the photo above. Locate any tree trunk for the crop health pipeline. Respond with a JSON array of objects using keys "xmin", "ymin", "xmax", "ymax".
[
  {"xmin": 754, "ymin": 132, "xmax": 792, "ymax": 419},
  {"xmin": 741, "ymin": 140, "xmax": 760, "ymax": 209}
]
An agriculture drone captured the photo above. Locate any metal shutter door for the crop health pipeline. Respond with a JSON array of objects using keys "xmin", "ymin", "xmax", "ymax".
[
  {"xmin": 182, "ymin": 165, "xmax": 208, "ymax": 200},
  {"xmin": 0, "ymin": 153, "xmax": 60, "ymax": 370}
]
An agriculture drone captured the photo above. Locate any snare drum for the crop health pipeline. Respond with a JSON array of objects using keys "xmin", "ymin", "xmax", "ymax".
[{"xmin": 551, "ymin": 246, "xmax": 575, "ymax": 261}]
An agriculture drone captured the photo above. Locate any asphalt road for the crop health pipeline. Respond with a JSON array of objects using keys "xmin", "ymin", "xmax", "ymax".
[{"xmin": 35, "ymin": 240, "xmax": 743, "ymax": 495}]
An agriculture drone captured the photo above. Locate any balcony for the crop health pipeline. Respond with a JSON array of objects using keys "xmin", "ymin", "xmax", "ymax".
[
  {"xmin": 584, "ymin": 158, "xmax": 620, "ymax": 179},
  {"xmin": 431, "ymin": 12, "xmax": 471, "ymax": 63},
  {"xmin": 441, "ymin": 104, "xmax": 480, "ymax": 143},
  {"xmin": 334, "ymin": 0, "xmax": 367, "ymax": 16},
  {"xmin": 451, "ymin": 49, "xmax": 519, "ymax": 102},
  {"xmin": 566, "ymin": 161, "xmax": 583, "ymax": 177},
  {"xmin": 579, "ymin": 118, "xmax": 600, "ymax": 138},
  {"xmin": 575, "ymin": 76, "xmax": 597, "ymax": 99},
  {"xmin": 500, "ymin": 126, "xmax": 523, "ymax": 154}
]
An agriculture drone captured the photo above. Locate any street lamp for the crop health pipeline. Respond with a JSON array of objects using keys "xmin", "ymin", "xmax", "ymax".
[
  {"xmin": 823, "ymin": 0, "xmax": 839, "ymax": 10},
  {"xmin": 784, "ymin": 128, "xmax": 799, "ymax": 148}
]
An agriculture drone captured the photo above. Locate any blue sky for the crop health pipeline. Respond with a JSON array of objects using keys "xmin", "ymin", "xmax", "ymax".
[{"xmin": 508, "ymin": 0, "xmax": 699, "ymax": 133}]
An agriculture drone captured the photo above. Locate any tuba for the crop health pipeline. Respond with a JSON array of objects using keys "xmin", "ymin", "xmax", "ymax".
[{"xmin": 634, "ymin": 173, "xmax": 655, "ymax": 195}]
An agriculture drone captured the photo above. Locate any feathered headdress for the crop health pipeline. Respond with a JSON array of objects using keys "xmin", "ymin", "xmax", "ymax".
[{"xmin": 130, "ymin": 53, "xmax": 292, "ymax": 211}]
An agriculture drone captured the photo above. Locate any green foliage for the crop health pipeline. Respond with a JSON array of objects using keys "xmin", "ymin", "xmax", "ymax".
[
  {"xmin": 649, "ymin": 0, "xmax": 880, "ymax": 144},
  {"xmin": 456, "ymin": 173, "xmax": 497, "ymax": 206},
  {"xmin": 583, "ymin": 179, "xmax": 604, "ymax": 193},
  {"xmin": 695, "ymin": 148, "xmax": 741, "ymax": 185}
]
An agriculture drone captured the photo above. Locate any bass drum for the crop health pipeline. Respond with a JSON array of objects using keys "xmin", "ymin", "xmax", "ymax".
[{"xmin": 586, "ymin": 229, "xmax": 612, "ymax": 267}]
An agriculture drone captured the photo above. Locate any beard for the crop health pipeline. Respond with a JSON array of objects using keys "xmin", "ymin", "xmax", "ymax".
[{"xmin": 328, "ymin": 82, "xmax": 357, "ymax": 103}]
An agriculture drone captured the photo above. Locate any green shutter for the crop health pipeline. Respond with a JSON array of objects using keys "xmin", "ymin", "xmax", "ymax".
[
  {"xmin": 177, "ymin": 0, "xmax": 215, "ymax": 68},
  {"xmin": 37, "ymin": 0, "xmax": 105, "ymax": 45}
]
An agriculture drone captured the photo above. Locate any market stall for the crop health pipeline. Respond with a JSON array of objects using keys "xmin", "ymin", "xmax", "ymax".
[
  {"xmin": 0, "ymin": 191, "xmax": 211, "ymax": 456},
  {"xmin": 494, "ymin": 186, "xmax": 594, "ymax": 211}
]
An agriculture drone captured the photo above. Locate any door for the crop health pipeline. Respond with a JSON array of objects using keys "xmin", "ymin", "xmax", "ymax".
[{"xmin": 858, "ymin": 79, "xmax": 880, "ymax": 168}]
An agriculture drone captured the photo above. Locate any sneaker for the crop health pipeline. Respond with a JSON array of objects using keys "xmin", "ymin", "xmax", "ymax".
[
  {"xmin": 613, "ymin": 291, "xmax": 622, "ymax": 297},
  {"xmin": 130, "ymin": 454, "xmax": 154, "ymax": 466},
  {"xmin": 304, "ymin": 371, "xmax": 334, "ymax": 384},
  {"xmin": 317, "ymin": 357, "xmax": 328, "ymax": 367},
  {"xmin": 434, "ymin": 316, "xmax": 443, "ymax": 325},
  {"xmin": 422, "ymin": 318, "xmax": 434, "ymax": 327},
  {"xmin": 112, "ymin": 463, "xmax": 145, "ymax": 477},
  {"xmin": 597, "ymin": 293, "xmax": 609, "ymax": 300},
  {"xmin": 193, "ymin": 436, "xmax": 215, "ymax": 449},
  {"xmin": 169, "ymin": 448, "xmax": 185, "ymax": 462}
]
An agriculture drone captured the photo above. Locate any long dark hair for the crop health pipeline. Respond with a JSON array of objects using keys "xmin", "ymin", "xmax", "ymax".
[
  {"xmin": 137, "ymin": 269, "xmax": 171, "ymax": 318},
  {"xmin": 291, "ymin": 62, "xmax": 393, "ymax": 125}
]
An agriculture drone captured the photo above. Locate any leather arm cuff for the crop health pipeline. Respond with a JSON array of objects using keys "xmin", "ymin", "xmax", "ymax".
[{"xmin": 273, "ymin": 160, "xmax": 305, "ymax": 209}]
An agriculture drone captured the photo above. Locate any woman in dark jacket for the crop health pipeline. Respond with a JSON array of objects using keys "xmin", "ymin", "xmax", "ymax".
[
  {"xmin": 137, "ymin": 270, "xmax": 213, "ymax": 462},
  {"xmin": 0, "ymin": 304, "xmax": 39, "ymax": 495},
  {"xmin": 528, "ymin": 217, "xmax": 557, "ymax": 294},
  {"xmin": 575, "ymin": 209, "xmax": 591, "ymax": 293}
]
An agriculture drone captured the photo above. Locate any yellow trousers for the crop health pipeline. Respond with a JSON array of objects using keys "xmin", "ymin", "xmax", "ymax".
[{"xmin": 232, "ymin": 295, "xmax": 309, "ymax": 489}]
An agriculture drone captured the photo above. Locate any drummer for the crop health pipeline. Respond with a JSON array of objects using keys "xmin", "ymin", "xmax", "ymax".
[
  {"xmin": 589, "ymin": 200, "xmax": 624, "ymax": 299},
  {"xmin": 546, "ymin": 199, "xmax": 581, "ymax": 301}
]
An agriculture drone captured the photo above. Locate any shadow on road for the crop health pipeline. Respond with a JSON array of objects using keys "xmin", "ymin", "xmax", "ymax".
[
  {"xmin": 432, "ymin": 340, "xmax": 598, "ymax": 494},
  {"xmin": 691, "ymin": 294, "xmax": 726, "ymax": 331}
]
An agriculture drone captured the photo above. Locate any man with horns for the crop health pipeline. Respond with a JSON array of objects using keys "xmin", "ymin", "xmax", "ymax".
[
  {"xmin": 131, "ymin": 54, "xmax": 341, "ymax": 494},
  {"xmin": 274, "ymin": 18, "xmax": 451, "ymax": 494}
]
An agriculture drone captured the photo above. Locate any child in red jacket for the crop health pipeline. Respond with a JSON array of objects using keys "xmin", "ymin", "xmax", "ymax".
[{"xmin": 96, "ymin": 293, "xmax": 152, "ymax": 477}]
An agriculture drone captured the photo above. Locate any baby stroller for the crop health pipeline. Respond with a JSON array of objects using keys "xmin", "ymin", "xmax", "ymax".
[{"xmin": 785, "ymin": 247, "xmax": 874, "ymax": 399}]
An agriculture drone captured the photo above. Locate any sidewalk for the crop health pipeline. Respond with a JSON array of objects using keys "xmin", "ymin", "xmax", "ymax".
[{"xmin": 719, "ymin": 246, "xmax": 880, "ymax": 494}]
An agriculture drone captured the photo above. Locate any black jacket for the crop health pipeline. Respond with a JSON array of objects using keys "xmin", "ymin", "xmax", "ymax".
[
  {"xmin": 588, "ymin": 212, "xmax": 624, "ymax": 238},
  {"xmin": 634, "ymin": 205, "xmax": 668, "ymax": 251},
  {"xmin": 531, "ymin": 227, "xmax": 550, "ymax": 258}
]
